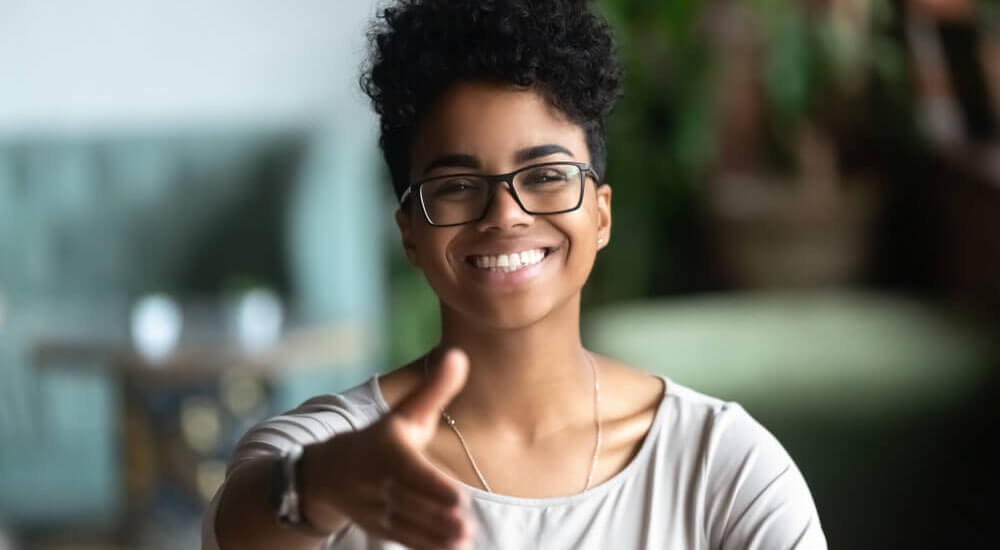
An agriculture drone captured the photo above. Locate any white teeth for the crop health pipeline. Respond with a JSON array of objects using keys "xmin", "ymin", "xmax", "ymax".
[{"xmin": 470, "ymin": 248, "xmax": 548, "ymax": 272}]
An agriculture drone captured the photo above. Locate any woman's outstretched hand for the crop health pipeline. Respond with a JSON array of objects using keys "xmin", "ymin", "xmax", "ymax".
[{"xmin": 301, "ymin": 348, "xmax": 475, "ymax": 550}]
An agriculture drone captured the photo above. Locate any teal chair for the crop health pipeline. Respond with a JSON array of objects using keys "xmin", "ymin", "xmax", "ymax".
[{"xmin": 0, "ymin": 128, "xmax": 385, "ymax": 539}]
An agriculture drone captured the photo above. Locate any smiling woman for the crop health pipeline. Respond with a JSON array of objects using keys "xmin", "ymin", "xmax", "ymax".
[
  {"xmin": 394, "ymin": 81, "xmax": 612, "ymax": 330},
  {"xmin": 204, "ymin": 1, "xmax": 827, "ymax": 549}
]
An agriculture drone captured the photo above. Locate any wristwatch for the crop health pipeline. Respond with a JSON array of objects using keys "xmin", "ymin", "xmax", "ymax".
[{"xmin": 272, "ymin": 443, "xmax": 331, "ymax": 537}]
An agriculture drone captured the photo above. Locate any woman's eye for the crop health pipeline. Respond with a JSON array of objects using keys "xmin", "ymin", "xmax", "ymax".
[
  {"xmin": 525, "ymin": 171, "xmax": 569, "ymax": 185},
  {"xmin": 432, "ymin": 179, "xmax": 479, "ymax": 197}
]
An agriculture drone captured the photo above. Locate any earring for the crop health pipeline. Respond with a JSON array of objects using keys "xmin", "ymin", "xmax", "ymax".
[{"xmin": 597, "ymin": 238, "xmax": 605, "ymax": 245}]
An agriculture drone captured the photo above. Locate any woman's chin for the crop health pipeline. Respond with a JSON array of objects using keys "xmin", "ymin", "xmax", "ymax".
[{"xmin": 449, "ymin": 294, "xmax": 571, "ymax": 332}]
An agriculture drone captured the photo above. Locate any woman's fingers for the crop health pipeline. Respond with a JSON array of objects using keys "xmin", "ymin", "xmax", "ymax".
[
  {"xmin": 389, "ymin": 442, "xmax": 465, "ymax": 506},
  {"xmin": 354, "ymin": 490, "xmax": 473, "ymax": 550},
  {"xmin": 345, "ymin": 445, "xmax": 475, "ymax": 548},
  {"xmin": 385, "ymin": 420, "xmax": 462, "ymax": 505},
  {"xmin": 375, "ymin": 347, "xmax": 470, "ymax": 507},
  {"xmin": 317, "ymin": 348, "xmax": 475, "ymax": 544},
  {"xmin": 389, "ymin": 480, "xmax": 476, "ymax": 543},
  {"xmin": 358, "ymin": 513, "xmax": 449, "ymax": 550}
]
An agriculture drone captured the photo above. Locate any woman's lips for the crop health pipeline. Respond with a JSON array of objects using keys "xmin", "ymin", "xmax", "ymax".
[
  {"xmin": 461, "ymin": 247, "xmax": 557, "ymax": 286},
  {"xmin": 465, "ymin": 247, "xmax": 551, "ymax": 272}
]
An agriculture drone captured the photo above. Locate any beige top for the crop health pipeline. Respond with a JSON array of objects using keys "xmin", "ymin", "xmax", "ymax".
[{"xmin": 203, "ymin": 375, "xmax": 827, "ymax": 549}]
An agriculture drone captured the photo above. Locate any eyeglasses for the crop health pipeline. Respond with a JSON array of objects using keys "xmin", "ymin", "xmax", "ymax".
[{"xmin": 399, "ymin": 161, "xmax": 598, "ymax": 227}]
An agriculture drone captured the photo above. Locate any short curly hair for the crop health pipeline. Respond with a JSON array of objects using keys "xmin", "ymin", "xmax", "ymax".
[{"xmin": 360, "ymin": 0, "xmax": 623, "ymax": 201}]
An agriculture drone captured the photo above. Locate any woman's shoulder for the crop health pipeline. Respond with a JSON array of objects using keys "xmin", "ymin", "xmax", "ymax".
[
  {"xmin": 649, "ymin": 384, "xmax": 825, "ymax": 547},
  {"xmin": 290, "ymin": 376, "xmax": 386, "ymax": 416},
  {"xmin": 643, "ymin": 373, "xmax": 802, "ymax": 497},
  {"xmin": 599, "ymin": 357, "xmax": 788, "ymax": 468},
  {"xmin": 596, "ymin": 354, "xmax": 665, "ymax": 420},
  {"xmin": 247, "ymin": 376, "xmax": 389, "ymax": 442},
  {"xmin": 223, "ymin": 376, "xmax": 386, "ymax": 476},
  {"xmin": 643, "ymin": 370, "xmax": 777, "ymax": 451}
]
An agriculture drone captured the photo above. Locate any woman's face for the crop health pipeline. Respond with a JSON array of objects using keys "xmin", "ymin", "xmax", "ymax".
[{"xmin": 397, "ymin": 81, "xmax": 611, "ymax": 330}]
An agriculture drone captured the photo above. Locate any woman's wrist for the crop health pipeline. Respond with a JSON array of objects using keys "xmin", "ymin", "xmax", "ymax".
[{"xmin": 299, "ymin": 440, "xmax": 351, "ymax": 536}]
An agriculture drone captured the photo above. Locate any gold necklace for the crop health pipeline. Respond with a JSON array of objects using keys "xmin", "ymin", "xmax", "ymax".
[{"xmin": 422, "ymin": 351, "xmax": 602, "ymax": 493}]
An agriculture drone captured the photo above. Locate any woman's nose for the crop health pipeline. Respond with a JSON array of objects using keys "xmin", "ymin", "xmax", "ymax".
[{"xmin": 476, "ymin": 181, "xmax": 533, "ymax": 231}]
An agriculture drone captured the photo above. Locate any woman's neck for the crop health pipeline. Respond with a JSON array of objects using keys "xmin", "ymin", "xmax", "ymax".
[{"xmin": 435, "ymin": 296, "xmax": 597, "ymax": 443}]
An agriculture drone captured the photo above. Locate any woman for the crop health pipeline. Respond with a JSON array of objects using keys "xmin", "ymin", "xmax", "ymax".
[{"xmin": 205, "ymin": 1, "xmax": 826, "ymax": 548}]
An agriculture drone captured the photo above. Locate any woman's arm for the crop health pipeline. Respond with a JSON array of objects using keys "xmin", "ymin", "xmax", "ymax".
[{"xmin": 205, "ymin": 349, "xmax": 476, "ymax": 550}]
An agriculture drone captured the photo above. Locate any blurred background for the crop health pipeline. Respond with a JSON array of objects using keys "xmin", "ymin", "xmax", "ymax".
[{"xmin": 0, "ymin": 0, "xmax": 997, "ymax": 548}]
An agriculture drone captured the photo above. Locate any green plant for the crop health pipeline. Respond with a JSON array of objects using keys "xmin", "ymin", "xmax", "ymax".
[{"xmin": 588, "ymin": 0, "xmax": 914, "ymax": 303}]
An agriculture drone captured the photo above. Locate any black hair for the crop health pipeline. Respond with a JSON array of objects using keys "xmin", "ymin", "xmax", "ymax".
[{"xmin": 360, "ymin": 0, "xmax": 623, "ymax": 201}]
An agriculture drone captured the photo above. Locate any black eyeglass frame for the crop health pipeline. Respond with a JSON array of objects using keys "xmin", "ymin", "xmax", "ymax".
[{"xmin": 399, "ymin": 161, "xmax": 600, "ymax": 227}]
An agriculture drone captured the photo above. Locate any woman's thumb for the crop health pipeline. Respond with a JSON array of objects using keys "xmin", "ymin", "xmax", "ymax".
[{"xmin": 394, "ymin": 348, "xmax": 469, "ymax": 430}]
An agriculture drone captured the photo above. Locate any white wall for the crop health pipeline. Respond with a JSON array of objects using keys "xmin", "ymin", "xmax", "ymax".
[{"xmin": 0, "ymin": 0, "xmax": 380, "ymax": 132}]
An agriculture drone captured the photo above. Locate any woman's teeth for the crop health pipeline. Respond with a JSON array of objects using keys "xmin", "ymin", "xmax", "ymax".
[{"xmin": 472, "ymin": 248, "xmax": 547, "ymax": 272}]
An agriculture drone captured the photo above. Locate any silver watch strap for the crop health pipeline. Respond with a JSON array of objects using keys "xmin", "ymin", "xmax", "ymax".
[{"xmin": 275, "ymin": 444, "xmax": 330, "ymax": 537}]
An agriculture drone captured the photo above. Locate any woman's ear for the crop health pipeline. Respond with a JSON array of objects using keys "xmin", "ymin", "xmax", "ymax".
[
  {"xmin": 395, "ymin": 208, "xmax": 420, "ymax": 266},
  {"xmin": 596, "ymin": 184, "xmax": 611, "ymax": 250}
]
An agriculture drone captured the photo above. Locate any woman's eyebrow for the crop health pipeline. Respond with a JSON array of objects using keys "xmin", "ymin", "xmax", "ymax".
[
  {"xmin": 422, "ymin": 153, "xmax": 480, "ymax": 174},
  {"xmin": 421, "ymin": 144, "xmax": 574, "ymax": 175},
  {"xmin": 514, "ymin": 144, "xmax": 574, "ymax": 164}
]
